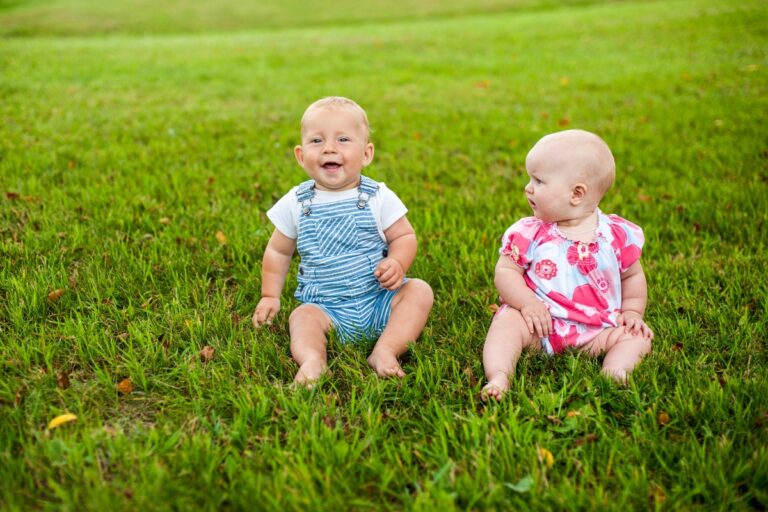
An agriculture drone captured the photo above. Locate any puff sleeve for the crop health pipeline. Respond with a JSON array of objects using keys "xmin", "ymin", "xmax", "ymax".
[{"xmin": 607, "ymin": 214, "xmax": 644, "ymax": 272}]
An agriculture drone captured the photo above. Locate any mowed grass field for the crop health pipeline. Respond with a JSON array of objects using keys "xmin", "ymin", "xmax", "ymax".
[{"xmin": 1, "ymin": 0, "xmax": 767, "ymax": 509}]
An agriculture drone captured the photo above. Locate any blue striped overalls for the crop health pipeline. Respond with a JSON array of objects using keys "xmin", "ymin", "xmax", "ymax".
[{"xmin": 294, "ymin": 176, "xmax": 400, "ymax": 343}]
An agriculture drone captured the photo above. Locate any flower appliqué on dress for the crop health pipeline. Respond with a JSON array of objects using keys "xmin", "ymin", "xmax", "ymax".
[
  {"xmin": 567, "ymin": 241, "xmax": 599, "ymax": 274},
  {"xmin": 535, "ymin": 259, "xmax": 558, "ymax": 280}
]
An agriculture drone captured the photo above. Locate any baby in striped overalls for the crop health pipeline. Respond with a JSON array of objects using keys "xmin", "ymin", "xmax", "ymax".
[{"xmin": 252, "ymin": 97, "xmax": 434, "ymax": 386}]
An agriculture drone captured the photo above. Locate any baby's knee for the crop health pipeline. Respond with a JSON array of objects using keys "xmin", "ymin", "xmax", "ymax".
[
  {"xmin": 289, "ymin": 305, "xmax": 329, "ymax": 330},
  {"xmin": 403, "ymin": 279, "xmax": 434, "ymax": 308}
]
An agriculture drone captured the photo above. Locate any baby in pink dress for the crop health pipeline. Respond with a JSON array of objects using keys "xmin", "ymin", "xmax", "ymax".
[{"xmin": 482, "ymin": 130, "xmax": 653, "ymax": 400}]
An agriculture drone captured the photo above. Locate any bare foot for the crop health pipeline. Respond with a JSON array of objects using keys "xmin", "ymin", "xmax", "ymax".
[
  {"xmin": 293, "ymin": 359, "xmax": 328, "ymax": 388},
  {"xmin": 602, "ymin": 367, "xmax": 628, "ymax": 384},
  {"xmin": 481, "ymin": 373, "xmax": 510, "ymax": 401},
  {"xmin": 367, "ymin": 348, "xmax": 405, "ymax": 378}
]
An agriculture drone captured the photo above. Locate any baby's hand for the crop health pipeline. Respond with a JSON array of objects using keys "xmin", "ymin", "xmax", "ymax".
[
  {"xmin": 374, "ymin": 258, "xmax": 405, "ymax": 291},
  {"xmin": 520, "ymin": 299, "xmax": 551, "ymax": 338},
  {"xmin": 253, "ymin": 297, "xmax": 280, "ymax": 327},
  {"xmin": 618, "ymin": 310, "xmax": 654, "ymax": 339}
]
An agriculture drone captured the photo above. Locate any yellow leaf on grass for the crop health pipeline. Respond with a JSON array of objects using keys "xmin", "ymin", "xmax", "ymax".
[
  {"xmin": 48, "ymin": 413, "xmax": 77, "ymax": 429},
  {"xmin": 215, "ymin": 231, "xmax": 227, "ymax": 245},
  {"xmin": 117, "ymin": 378, "xmax": 133, "ymax": 395},
  {"xmin": 537, "ymin": 447, "xmax": 554, "ymax": 469}
]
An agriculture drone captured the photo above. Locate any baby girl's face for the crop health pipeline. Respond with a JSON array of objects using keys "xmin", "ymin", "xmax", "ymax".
[
  {"xmin": 294, "ymin": 107, "xmax": 373, "ymax": 192},
  {"xmin": 523, "ymin": 156, "xmax": 578, "ymax": 223}
]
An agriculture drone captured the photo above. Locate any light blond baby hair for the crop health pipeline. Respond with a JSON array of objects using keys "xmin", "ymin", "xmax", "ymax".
[{"xmin": 300, "ymin": 96, "xmax": 371, "ymax": 141}]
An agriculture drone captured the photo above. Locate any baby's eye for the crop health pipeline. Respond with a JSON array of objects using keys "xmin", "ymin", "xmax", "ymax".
[
  {"xmin": 534, "ymin": 178, "xmax": 543, "ymax": 184},
  {"xmin": 338, "ymin": 136, "xmax": 350, "ymax": 143},
  {"xmin": 309, "ymin": 138, "xmax": 322, "ymax": 144}
]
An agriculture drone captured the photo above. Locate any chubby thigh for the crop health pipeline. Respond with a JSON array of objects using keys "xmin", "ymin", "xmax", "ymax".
[{"xmin": 491, "ymin": 305, "xmax": 542, "ymax": 351}]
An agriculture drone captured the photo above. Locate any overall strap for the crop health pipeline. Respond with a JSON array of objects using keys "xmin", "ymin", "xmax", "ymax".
[
  {"xmin": 295, "ymin": 180, "xmax": 316, "ymax": 216},
  {"xmin": 356, "ymin": 175, "xmax": 380, "ymax": 209}
]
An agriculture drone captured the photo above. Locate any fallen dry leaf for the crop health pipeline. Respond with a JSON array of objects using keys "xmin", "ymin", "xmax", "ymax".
[
  {"xmin": 57, "ymin": 371, "xmax": 70, "ymax": 390},
  {"xmin": 117, "ymin": 378, "xmax": 133, "ymax": 395},
  {"xmin": 5, "ymin": 192, "xmax": 20, "ymax": 200},
  {"xmin": 573, "ymin": 433, "xmax": 599, "ymax": 447},
  {"xmin": 488, "ymin": 304, "xmax": 500, "ymax": 313},
  {"xmin": 558, "ymin": 118, "xmax": 571, "ymax": 127},
  {"xmin": 215, "ymin": 231, "xmax": 227, "ymax": 245},
  {"xmin": 159, "ymin": 217, "xmax": 172, "ymax": 225},
  {"xmin": 637, "ymin": 193, "xmax": 652, "ymax": 203},
  {"xmin": 537, "ymin": 447, "xmax": 554, "ymax": 469},
  {"xmin": 200, "ymin": 345, "xmax": 215, "ymax": 363},
  {"xmin": 116, "ymin": 332, "xmax": 129, "ymax": 341},
  {"xmin": 48, "ymin": 289, "xmax": 65, "ymax": 302},
  {"xmin": 657, "ymin": 411, "xmax": 670, "ymax": 426},
  {"xmin": 48, "ymin": 413, "xmax": 77, "ymax": 429}
]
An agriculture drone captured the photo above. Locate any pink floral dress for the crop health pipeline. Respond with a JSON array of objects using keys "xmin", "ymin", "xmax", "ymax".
[{"xmin": 499, "ymin": 209, "xmax": 644, "ymax": 354}]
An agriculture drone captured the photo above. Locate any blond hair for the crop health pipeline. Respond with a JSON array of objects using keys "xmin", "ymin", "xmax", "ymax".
[{"xmin": 300, "ymin": 96, "xmax": 371, "ymax": 141}]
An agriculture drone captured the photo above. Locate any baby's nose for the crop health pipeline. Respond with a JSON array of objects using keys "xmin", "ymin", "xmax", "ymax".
[{"xmin": 524, "ymin": 181, "xmax": 533, "ymax": 193}]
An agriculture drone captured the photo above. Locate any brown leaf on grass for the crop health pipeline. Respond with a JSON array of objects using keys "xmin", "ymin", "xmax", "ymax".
[
  {"xmin": 323, "ymin": 415, "xmax": 335, "ymax": 428},
  {"xmin": 117, "ymin": 378, "xmax": 133, "ymax": 395},
  {"xmin": 546, "ymin": 415, "xmax": 562, "ymax": 425},
  {"xmin": 48, "ymin": 289, "xmax": 65, "ymax": 302},
  {"xmin": 573, "ymin": 433, "xmax": 599, "ymax": 447},
  {"xmin": 159, "ymin": 217, "xmax": 172, "ymax": 225},
  {"xmin": 464, "ymin": 367, "xmax": 477, "ymax": 387},
  {"xmin": 57, "ymin": 371, "xmax": 70, "ymax": 390},
  {"xmin": 657, "ymin": 411, "xmax": 670, "ymax": 426},
  {"xmin": 215, "ymin": 231, "xmax": 227, "ymax": 245},
  {"xmin": 557, "ymin": 118, "xmax": 571, "ymax": 127},
  {"xmin": 566, "ymin": 410, "xmax": 581, "ymax": 418},
  {"xmin": 116, "ymin": 332, "xmax": 129, "ymax": 341},
  {"xmin": 5, "ymin": 192, "xmax": 20, "ymax": 200},
  {"xmin": 488, "ymin": 303, "xmax": 500, "ymax": 313},
  {"xmin": 200, "ymin": 345, "xmax": 215, "ymax": 363},
  {"xmin": 754, "ymin": 411, "xmax": 768, "ymax": 428},
  {"xmin": 637, "ymin": 193, "xmax": 652, "ymax": 203}
]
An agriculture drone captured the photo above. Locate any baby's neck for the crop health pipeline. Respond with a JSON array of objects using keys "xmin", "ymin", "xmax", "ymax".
[{"xmin": 556, "ymin": 210, "xmax": 599, "ymax": 243}]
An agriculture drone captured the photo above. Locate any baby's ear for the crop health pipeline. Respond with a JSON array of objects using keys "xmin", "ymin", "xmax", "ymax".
[
  {"xmin": 362, "ymin": 142, "xmax": 375, "ymax": 167},
  {"xmin": 571, "ymin": 183, "xmax": 588, "ymax": 205}
]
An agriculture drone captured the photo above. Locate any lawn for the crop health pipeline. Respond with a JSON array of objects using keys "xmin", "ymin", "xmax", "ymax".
[{"xmin": 1, "ymin": 0, "xmax": 767, "ymax": 509}]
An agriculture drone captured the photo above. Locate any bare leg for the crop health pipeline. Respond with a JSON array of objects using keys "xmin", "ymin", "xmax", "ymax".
[
  {"xmin": 289, "ymin": 304, "xmax": 332, "ymax": 387},
  {"xmin": 580, "ymin": 327, "xmax": 652, "ymax": 383},
  {"xmin": 368, "ymin": 279, "xmax": 434, "ymax": 378},
  {"xmin": 482, "ymin": 306, "xmax": 539, "ymax": 401}
]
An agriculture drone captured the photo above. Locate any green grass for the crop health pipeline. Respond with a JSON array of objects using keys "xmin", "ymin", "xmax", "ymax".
[{"xmin": 1, "ymin": 0, "xmax": 767, "ymax": 509}]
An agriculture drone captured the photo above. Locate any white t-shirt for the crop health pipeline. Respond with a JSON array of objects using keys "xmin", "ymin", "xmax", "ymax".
[{"xmin": 267, "ymin": 182, "xmax": 408, "ymax": 241}]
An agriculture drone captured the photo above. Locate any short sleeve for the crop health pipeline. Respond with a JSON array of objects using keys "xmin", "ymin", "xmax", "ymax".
[
  {"xmin": 376, "ymin": 183, "xmax": 408, "ymax": 230},
  {"xmin": 266, "ymin": 188, "xmax": 299, "ymax": 239},
  {"xmin": 607, "ymin": 214, "xmax": 644, "ymax": 272},
  {"xmin": 499, "ymin": 217, "xmax": 542, "ymax": 269}
]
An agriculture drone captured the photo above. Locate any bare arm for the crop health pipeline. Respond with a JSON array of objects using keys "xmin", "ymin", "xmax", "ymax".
[
  {"xmin": 375, "ymin": 216, "xmax": 417, "ymax": 290},
  {"xmin": 252, "ymin": 229, "xmax": 296, "ymax": 327},
  {"xmin": 495, "ymin": 255, "xmax": 551, "ymax": 337},
  {"xmin": 618, "ymin": 260, "xmax": 653, "ymax": 338}
]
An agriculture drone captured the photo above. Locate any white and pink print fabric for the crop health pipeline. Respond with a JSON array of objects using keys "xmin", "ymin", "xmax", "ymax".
[{"xmin": 499, "ymin": 210, "xmax": 644, "ymax": 354}]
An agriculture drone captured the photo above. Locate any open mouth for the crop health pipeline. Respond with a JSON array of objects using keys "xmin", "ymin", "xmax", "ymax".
[
  {"xmin": 528, "ymin": 198, "xmax": 536, "ymax": 209},
  {"xmin": 322, "ymin": 162, "xmax": 341, "ymax": 170}
]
